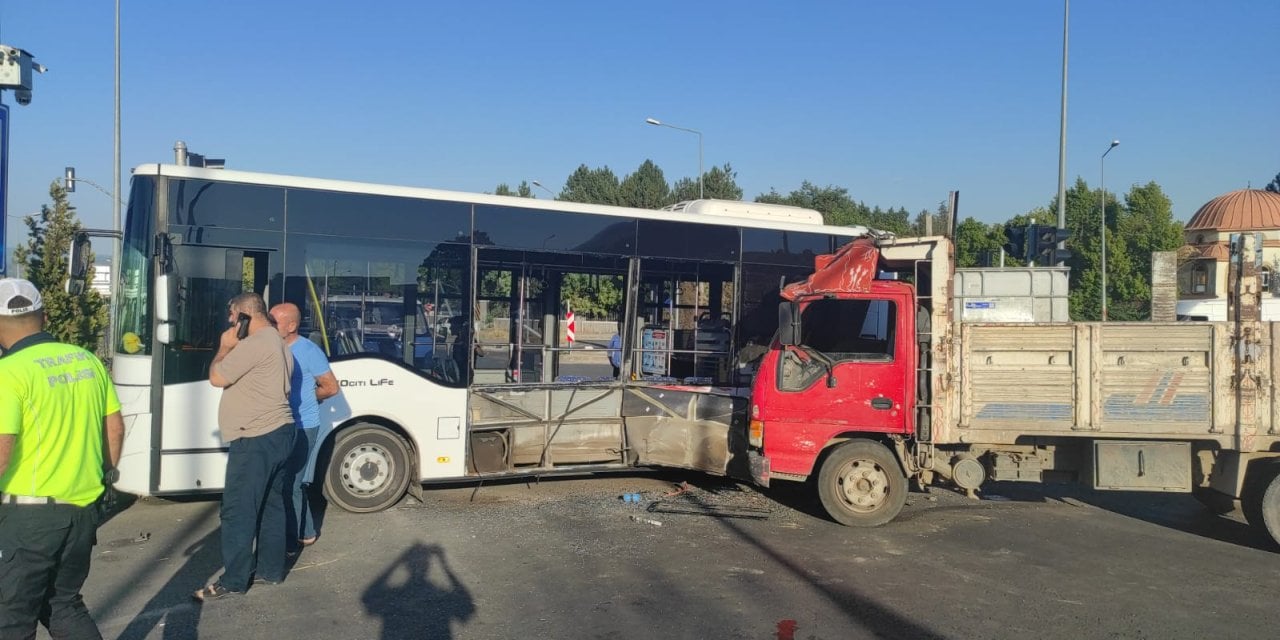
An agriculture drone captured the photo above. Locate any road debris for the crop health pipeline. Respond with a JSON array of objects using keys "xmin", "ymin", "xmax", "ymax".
[{"xmin": 630, "ymin": 515, "xmax": 663, "ymax": 526}]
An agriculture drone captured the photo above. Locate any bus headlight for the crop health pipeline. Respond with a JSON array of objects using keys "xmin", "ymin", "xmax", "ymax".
[{"xmin": 749, "ymin": 419, "xmax": 764, "ymax": 448}]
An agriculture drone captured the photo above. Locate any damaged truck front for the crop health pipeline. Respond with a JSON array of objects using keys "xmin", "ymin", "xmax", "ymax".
[{"xmin": 744, "ymin": 233, "xmax": 1280, "ymax": 547}]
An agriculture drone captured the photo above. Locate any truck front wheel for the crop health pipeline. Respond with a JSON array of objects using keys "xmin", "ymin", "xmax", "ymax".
[{"xmin": 817, "ymin": 440, "xmax": 908, "ymax": 527}]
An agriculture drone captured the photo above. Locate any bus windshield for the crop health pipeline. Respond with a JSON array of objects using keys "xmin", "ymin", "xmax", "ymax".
[{"xmin": 115, "ymin": 176, "xmax": 157, "ymax": 355}]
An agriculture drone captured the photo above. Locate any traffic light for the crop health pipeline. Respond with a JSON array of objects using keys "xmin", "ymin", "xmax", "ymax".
[
  {"xmin": 1028, "ymin": 224, "xmax": 1072, "ymax": 265},
  {"xmin": 1003, "ymin": 224, "xmax": 1028, "ymax": 263}
]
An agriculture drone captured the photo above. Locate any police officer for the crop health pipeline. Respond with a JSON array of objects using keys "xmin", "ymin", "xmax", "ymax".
[{"xmin": 0, "ymin": 278, "xmax": 124, "ymax": 640}]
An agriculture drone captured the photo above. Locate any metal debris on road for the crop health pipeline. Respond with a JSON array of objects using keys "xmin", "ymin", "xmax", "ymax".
[
  {"xmin": 663, "ymin": 481, "xmax": 692, "ymax": 497},
  {"xmin": 646, "ymin": 481, "xmax": 772, "ymax": 520},
  {"xmin": 647, "ymin": 501, "xmax": 771, "ymax": 520}
]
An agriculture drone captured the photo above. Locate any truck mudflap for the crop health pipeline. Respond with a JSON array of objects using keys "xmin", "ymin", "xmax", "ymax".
[{"xmin": 749, "ymin": 451, "xmax": 771, "ymax": 488}]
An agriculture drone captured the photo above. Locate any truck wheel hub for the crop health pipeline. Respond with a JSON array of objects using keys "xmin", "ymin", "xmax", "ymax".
[{"xmin": 839, "ymin": 460, "xmax": 888, "ymax": 511}]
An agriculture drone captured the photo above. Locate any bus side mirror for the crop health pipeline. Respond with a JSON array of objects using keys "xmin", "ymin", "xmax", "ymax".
[
  {"xmin": 66, "ymin": 232, "xmax": 93, "ymax": 295},
  {"xmin": 777, "ymin": 301, "xmax": 800, "ymax": 346},
  {"xmin": 155, "ymin": 274, "xmax": 173, "ymax": 323}
]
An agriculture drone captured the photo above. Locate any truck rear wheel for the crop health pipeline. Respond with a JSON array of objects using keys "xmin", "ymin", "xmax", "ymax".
[
  {"xmin": 1242, "ymin": 464, "xmax": 1280, "ymax": 547},
  {"xmin": 817, "ymin": 440, "xmax": 908, "ymax": 527},
  {"xmin": 324, "ymin": 424, "xmax": 413, "ymax": 513}
]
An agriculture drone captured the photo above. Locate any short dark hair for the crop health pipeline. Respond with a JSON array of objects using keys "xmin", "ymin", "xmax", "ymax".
[{"xmin": 229, "ymin": 292, "xmax": 267, "ymax": 316}]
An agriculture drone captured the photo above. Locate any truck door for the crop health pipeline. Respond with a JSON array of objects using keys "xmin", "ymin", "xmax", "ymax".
[{"xmin": 774, "ymin": 296, "xmax": 911, "ymax": 435}]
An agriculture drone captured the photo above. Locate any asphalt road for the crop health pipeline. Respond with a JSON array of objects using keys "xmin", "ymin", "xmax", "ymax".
[{"xmin": 57, "ymin": 474, "xmax": 1280, "ymax": 640}]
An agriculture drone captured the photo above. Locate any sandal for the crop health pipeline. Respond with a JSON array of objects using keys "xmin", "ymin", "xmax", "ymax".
[
  {"xmin": 192, "ymin": 583, "xmax": 240, "ymax": 602},
  {"xmin": 298, "ymin": 536, "xmax": 317, "ymax": 547}
]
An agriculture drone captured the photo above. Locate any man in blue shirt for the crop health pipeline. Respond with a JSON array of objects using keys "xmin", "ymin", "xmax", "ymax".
[
  {"xmin": 270, "ymin": 303, "xmax": 339, "ymax": 550},
  {"xmin": 607, "ymin": 332, "xmax": 622, "ymax": 378}
]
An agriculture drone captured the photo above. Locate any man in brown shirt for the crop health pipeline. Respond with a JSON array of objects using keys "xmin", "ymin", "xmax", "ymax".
[{"xmin": 195, "ymin": 293, "xmax": 296, "ymax": 601}]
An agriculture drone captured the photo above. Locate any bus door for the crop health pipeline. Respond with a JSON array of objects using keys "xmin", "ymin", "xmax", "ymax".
[
  {"xmin": 156, "ymin": 242, "xmax": 277, "ymax": 491},
  {"xmin": 474, "ymin": 251, "xmax": 549, "ymax": 384}
]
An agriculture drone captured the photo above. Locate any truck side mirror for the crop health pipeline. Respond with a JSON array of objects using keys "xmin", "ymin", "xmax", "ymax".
[
  {"xmin": 66, "ymin": 232, "xmax": 93, "ymax": 295},
  {"xmin": 777, "ymin": 301, "xmax": 801, "ymax": 346}
]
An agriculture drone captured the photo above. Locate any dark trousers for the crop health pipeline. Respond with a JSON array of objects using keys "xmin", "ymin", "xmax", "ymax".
[
  {"xmin": 219, "ymin": 424, "xmax": 296, "ymax": 591},
  {"xmin": 0, "ymin": 501, "xmax": 103, "ymax": 640}
]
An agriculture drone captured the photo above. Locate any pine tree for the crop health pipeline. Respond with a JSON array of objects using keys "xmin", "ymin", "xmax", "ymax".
[{"xmin": 12, "ymin": 181, "xmax": 109, "ymax": 352}]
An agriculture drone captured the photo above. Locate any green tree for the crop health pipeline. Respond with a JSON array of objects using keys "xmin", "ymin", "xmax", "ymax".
[
  {"xmin": 1114, "ymin": 181, "xmax": 1184, "ymax": 318},
  {"xmin": 560, "ymin": 274, "xmax": 623, "ymax": 319},
  {"xmin": 1050, "ymin": 179, "xmax": 1109, "ymax": 320},
  {"xmin": 868, "ymin": 206, "xmax": 913, "ymax": 236},
  {"xmin": 755, "ymin": 182, "xmax": 871, "ymax": 228},
  {"xmin": 913, "ymin": 200, "xmax": 950, "ymax": 237},
  {"xmin": 493, "ymin": 181, "xmax": 535, "ymax": 198},
  {"xmin": 672, "ymin": 163, "xmax": 745, "ymax": 201},
  {"xmin": 952, "ymin": 217, "xmax": 1007, "ymax": 268},
  {"xmin": 12, "ymin": 181, "xmax": 109, "ymax": 351},
  {"xmin": 619, "ymin": 159, "xmax": 671, "ymax": 209},
  {"xmin": 559, "ymin": 164, "xmax": 622, "ymax": 205}
]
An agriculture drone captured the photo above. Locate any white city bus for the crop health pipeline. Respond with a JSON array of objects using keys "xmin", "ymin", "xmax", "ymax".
[{"xmin": 102, "ymin": 163, "xmax": 879, "ymax": 512}]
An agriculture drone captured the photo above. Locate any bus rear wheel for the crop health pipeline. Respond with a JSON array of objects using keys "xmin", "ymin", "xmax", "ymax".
[
  {"xmin": 817, "ymin": 439, "xmax": 908, "ymax": 527},
  {"xmin": 324, "ymin": 424, "xmax": 413, "ymax": 513}
]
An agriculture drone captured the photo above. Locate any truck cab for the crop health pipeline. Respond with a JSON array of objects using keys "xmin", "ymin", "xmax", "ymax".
[{"xmin": 747, "ymin": 237, "xmax": 936, "ymax": 526}]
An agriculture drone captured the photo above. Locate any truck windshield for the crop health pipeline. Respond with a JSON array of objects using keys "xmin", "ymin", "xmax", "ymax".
[{"xmin": 799, "ymin": 298, "xmax": 896, "ymax": 361}]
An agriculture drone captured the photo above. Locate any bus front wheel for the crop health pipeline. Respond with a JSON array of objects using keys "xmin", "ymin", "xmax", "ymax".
[
  {"xmin": 324, "ymin": 424, "xmax": 414, "ymax": 513},
  {"xmin": 816, "ymin": 439, "xmax": 908, "ymax": 527}
]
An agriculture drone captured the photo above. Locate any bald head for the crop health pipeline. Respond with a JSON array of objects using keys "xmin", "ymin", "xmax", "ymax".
[{"xmin": 269, "ymin": 303, "xmax": 302, "ymax": 343}]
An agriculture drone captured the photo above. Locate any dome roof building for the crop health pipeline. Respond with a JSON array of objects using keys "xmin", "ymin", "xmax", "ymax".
[
  {"xmin": 1177, "ymin": 189, "xmax": 1280, "ymax": 321},
  {"xmin": 1185, "ymin": 189, "xmax": 1280, "ymax": 232}
]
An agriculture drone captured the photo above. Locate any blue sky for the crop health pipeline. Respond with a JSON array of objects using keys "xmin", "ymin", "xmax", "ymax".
[{"xmin": 2, "ymin": 0, "xmax": 1277, "ymax": 261}]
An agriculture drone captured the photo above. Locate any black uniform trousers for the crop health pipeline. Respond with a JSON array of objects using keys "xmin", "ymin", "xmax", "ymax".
[{"xmin": 0, "ymin": 500, "xmax": 102, "ymax": 640}]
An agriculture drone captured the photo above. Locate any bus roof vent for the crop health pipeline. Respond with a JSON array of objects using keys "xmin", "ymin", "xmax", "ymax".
[{"xmin": 661, "ymin": 199, "xmax": 825, "ymax": 225}]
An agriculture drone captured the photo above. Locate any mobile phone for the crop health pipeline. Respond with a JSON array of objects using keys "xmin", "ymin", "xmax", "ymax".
[{"xmin": 236, "ymin": 313, "xmax": 251, "ymax": 340}]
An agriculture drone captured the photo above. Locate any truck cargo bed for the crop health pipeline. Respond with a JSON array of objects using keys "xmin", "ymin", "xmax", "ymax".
[{"xmin": 941, "ymin": 321, "xmax": 1278, "ymax": 451}]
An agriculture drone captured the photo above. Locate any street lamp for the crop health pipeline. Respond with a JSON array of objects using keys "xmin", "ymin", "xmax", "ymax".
[
  {"xmin": 645, "ymin": 117, "xmax": 703, "ymax": 199},
  {"xmin": 530, "ymin": 180, "xmax": 555, "ymax": 198},
  {"xmin": 63, "ymin": 167, "xmax": 124, "ymax": 205},
  {"xmin": 1100, "ymin": 139, "xmax": 1119, "ymax": 321}
]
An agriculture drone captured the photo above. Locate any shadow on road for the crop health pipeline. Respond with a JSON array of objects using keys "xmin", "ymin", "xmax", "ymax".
[
  {"xmin": 362, "ymin": 543, "xmax": 475, "ymax": 640},
  {"xmin": 981, "ymin": 481, "xmax": 1278, "ymax": 552},
  {"xmin": 115, "ymin": 526, "xmax": 222, "ymax": 640},
  {"xmin": 678, "ymin": 488, "xmax": 948, "ymax": 639}
]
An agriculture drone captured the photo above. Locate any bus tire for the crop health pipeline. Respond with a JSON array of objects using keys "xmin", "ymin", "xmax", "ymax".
[
  {"xmin": 324, "ymin": 424, "xmax": 413, "ymax": 513},
  {"xmin": 816, "ymin": 439, "xmax": 908, "ymax": 527}
]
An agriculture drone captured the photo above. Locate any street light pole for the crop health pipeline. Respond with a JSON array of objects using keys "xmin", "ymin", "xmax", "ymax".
[
  {"xmin": 1100, "ymin": 139, "xmax": 1119, "ymax": 322},
  {"xmin": 1055, "ymin": 0, "xmax": 1070, "ymax": 265},
  {"xmin": 645, "ymin": 117, "xmax": 703, "ymax": 199},
  {"xmin": 111, "ymin": 0, "xmax": 122, "ymax": 353},
  {"xmin": 530, "ymin": 180, "xmax": 555, "ymax": 198}
]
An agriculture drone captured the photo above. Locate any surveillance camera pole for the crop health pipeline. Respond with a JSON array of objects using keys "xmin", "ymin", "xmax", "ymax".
[{"xmin": 0, "ymin": 44, "xmax": 47, "ymax": 276}]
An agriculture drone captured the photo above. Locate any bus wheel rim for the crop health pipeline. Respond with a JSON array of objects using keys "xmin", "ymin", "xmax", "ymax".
[{"xmin": 342, "ymin": 444, "xmax": 393, "ymax": 495}]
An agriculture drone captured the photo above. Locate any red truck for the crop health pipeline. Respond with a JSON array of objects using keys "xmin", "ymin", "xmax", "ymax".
[{"xmin": 744, "ymin": 234, "xmax": 1280, "ymax": 546}]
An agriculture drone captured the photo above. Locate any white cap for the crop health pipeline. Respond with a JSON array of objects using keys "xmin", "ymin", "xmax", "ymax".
[{"xmin": 0, "ymin": 278, "xmax": 44, "ymax": 316}]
